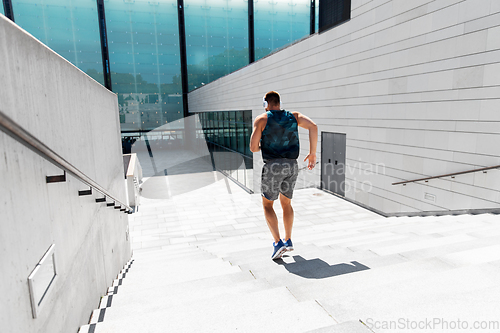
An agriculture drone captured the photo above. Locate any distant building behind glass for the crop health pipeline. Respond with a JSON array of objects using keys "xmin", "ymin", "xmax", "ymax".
[{"xmin": 4, "ymin": 0, "xmax": 317, "ymax": 133}]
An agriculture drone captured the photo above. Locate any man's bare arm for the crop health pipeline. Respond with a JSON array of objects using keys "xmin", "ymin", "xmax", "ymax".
[
  {"xmin": 294, "ymin": 112, "xmax": 318, "ymax": 169},
  {"xmin": 250, "ymin": 115, "xmax": 267, "ymax": 153}
]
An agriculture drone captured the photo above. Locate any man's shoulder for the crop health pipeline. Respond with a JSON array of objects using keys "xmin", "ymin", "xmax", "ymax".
[
  {"xmin": 254, "ymin": 112, "xmax": 268, "ymax": 128},
  {"xmin": 255, "ymin": 112, "xmax": 268, "ymax": 122}
]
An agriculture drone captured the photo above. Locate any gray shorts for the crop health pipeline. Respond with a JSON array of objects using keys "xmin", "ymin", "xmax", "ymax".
[{"xmin": 261, "ymin": 159, "xmax": 299, "ymax": 201}]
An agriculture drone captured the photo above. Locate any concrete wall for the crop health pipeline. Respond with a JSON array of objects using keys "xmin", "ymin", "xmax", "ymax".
[
  {"xmin": 0, "ymin": 15, "xmax": 131, "ymax": 332},
  {"xmin": 188, "ymin": 0, "xmax": 500, "ymax": 214}
]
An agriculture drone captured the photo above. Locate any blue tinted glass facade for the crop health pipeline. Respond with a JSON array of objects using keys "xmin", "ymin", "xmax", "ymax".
[
  {"xmin": 12, "ymin": 0, "xmax": 104, "ymax": 84},
  {"xmin": 254, "ymin": 0, "xmax": 310, "ymax": 60},
  {"xmin": 1, "ymin": 4, "xmax": 4, "ymax": 15},
  {"xmin": 105, "ymin": 0, "xmax": 183, "ymax": 131},
  {"xmin": 8, "ymin": 0, "xmax": 316, "ymax": 130},
  {"xmin": 185, "ymin": 0, "xmax": 248, "ymax": 91}
]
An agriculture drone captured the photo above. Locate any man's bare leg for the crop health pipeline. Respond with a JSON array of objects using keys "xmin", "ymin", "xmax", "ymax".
[
  {"xmin": 280, "ymin": 193, "xmax": 294, "ymax": 242},
  {"xmin": 262, "ymin": 196, "xmax": 281, "ymax": 243}
]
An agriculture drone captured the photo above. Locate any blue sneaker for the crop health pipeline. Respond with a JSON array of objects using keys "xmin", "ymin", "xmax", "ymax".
[
  {"xmin": 271, "ymin": 240, "xmax": 286, "ymax": 260},
  {"xmin": 283, "ymin": 238, "xmax": 294, "ymax": 252}
]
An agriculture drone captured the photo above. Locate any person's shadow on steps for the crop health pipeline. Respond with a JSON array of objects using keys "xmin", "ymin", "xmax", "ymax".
[{"xmin": 274, "ymin": 255, "xmax": 370, "ymax": 279}]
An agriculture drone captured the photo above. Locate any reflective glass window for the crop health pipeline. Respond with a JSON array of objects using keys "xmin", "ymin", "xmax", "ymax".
[
  {"xmin": 105, "ymin": 0, "xmax": 183, "ymax": 132},
  {"xmin": 319, "ymin": 0, "xmax": 351, "ymax": 33},
  {"xmin": 1, "ymin": 5, "xmax": 4, "ymax": 15},
  {"xmin": 12, "ymin": 0, "xmax": 104, "ymax": 84},
  {"xmin": 255, "ymin": 0, "xmax": 310, "ymax": 60},
  {"xmin": 184, "ymin": 0, "xmax": 248, "ymax": 91},
  {"xmin": 222, "ymin": 112, "xmax": 230, "ymax": 147},
  {"xmin": 236, "ymin": 111, "xmax": 245, "ymax": 155},
  {"xmin": 207, "ymin": 112, "xmax": 214, "ymax": 142},
  {"xmin": 213, "ymin": 112, "xmax": 219, "ymax": 145},
  {"xmin": 243, "ymin": 111, "xmax": 252, "ymax": 156},
  {"xmin": 201, "ymin": 112, "xmax": 206, "ymax": 138},
  {"xmin": 229, "ymin": 111, "xmax": 237, "ymax": 152},
  {"xmin": 218, "ymin": 112, "xmax": 224, "ymax": 146}
]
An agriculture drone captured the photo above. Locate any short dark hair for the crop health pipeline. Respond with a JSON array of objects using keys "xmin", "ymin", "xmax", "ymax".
[{"xmin": 264, "ymin": 91, "xmax": 280, "ymax": 106}]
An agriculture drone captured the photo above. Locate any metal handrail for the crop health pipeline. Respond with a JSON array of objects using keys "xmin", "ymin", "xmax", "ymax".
[
  {"xmin": 0, "ymin": 109, "xmax": 133, "ymax": 213},
  {"xmin": 392, "ymin": 165, "xmax": 500, "ymax": 186}
]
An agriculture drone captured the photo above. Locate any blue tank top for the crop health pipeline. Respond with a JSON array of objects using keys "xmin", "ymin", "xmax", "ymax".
[{"xmin": 261, "ymin": 110, "xmax": 299, "ymax": 162}]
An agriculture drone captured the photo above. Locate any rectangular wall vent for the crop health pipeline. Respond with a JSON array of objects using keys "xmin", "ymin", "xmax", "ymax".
[
  {"xmin": 424, "ymin": 192, "xmax": 436, "ymax": 202},
  {"xmin": 28, "ymin": 244, "xmax": 57, "ymax": 318}
]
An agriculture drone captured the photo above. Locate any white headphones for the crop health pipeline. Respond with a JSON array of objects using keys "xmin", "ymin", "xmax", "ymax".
[{"xmin": 262, "ymin": 95, "xmax": 283, "ymax": 109}]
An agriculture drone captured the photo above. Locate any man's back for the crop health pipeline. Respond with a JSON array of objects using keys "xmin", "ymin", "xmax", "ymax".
[{"xmin": 260, "ymin": 110, "xmax": 300, "ymax": 162}]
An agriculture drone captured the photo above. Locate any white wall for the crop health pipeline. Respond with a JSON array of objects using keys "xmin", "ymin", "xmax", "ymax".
[
  {"xmin": 0, "ymin": 15, "xmax": 131, "ymax": 332},
  {"xmin": 188, "ymin": 0, "xmax": 500, "ymax": 214}
]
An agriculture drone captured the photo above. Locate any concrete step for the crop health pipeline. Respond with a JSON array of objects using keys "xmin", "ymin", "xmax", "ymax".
[
  {"xmin": 396, "ymin": 235, "xmax": 500, "ymax": 261},
  {"xmin": 133, "ymin": 243, "xmax": 210, "ymax": 256},
  {"xmin": 370, "ymin": 234, "xmax": 477, "ymax": 256},
  {"xmin": 278, "ymin": 257, "xmax": 456, "ymax": 302},
  {"xmin": 91, "ymin": 298, "xmax": 337, "ymax": 333},
  {"xmin": 134, "ymin": 249, "xmax": 217, "ymax": 263},
  {"xmin": 131, "ymin": 242, "xmax": 200, "ymax": 255},
  {"xmin": 91, "ymin": 286, "xmax": 330, "ymax": 332},
  {"xmin": 347, "ymin": 232, "xmax": 450, "ymax": 252},
  {"xmin": 305, "ymin": 320, "xmax": 373, "ymax": 333},
  {"xmin": 118, "ymin": 257, "xmax": 242, "ymax": 288},
  {"xmin": 315, "ymin": 231, "xmax": 407, "ymax": 247},
  {"xmin": 316, "ymin": 262, "xmax": 500, "ymax": 326},
  {"xmin": 106, "ymin": 276, "xmax": 276, "ymax": 318},
  {"xmin": 110, "ymin": 266, "xmax": 257, "ymax": 297},
  {"xmin": 437, "ymin": 244, "xmax": 500, "ymax": 267},
  {"xmin": 221, "ymin": 242, "xmax": 374, "ymax": 267},
  {"xmin": 461, "ymin": 224, "xmax": 500, "ymax": 238},
  {"xmin": 197, "ymin": 238, "xmax": 271, "ymax": 258}
]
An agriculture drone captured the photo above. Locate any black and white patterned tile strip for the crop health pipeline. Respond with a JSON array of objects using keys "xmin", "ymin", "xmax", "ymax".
[{"xmin": 78, "ymin": 259, "xmax": 134, "ymax": 333}]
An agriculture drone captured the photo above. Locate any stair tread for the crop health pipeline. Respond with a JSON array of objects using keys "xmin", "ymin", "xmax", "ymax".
[
  {"xmin": 94, "ymin": 298, "xmax": 335, "ymax": 333},
  {"xmin": 305, "ymin": 320, "xmax": 373, "ymax": 333},
  {"xmin": 107, "ymin": 277, "xmax": 275, "ymax": 313},
  {"xmin": 316, "ymin": 263, "xmax": 500, "ymax": 324}
]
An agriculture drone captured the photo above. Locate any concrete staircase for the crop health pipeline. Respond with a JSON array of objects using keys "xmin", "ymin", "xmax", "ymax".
[{"xmin": 78, "ymin": 174, "xmax": 500, "ymax": 333}]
